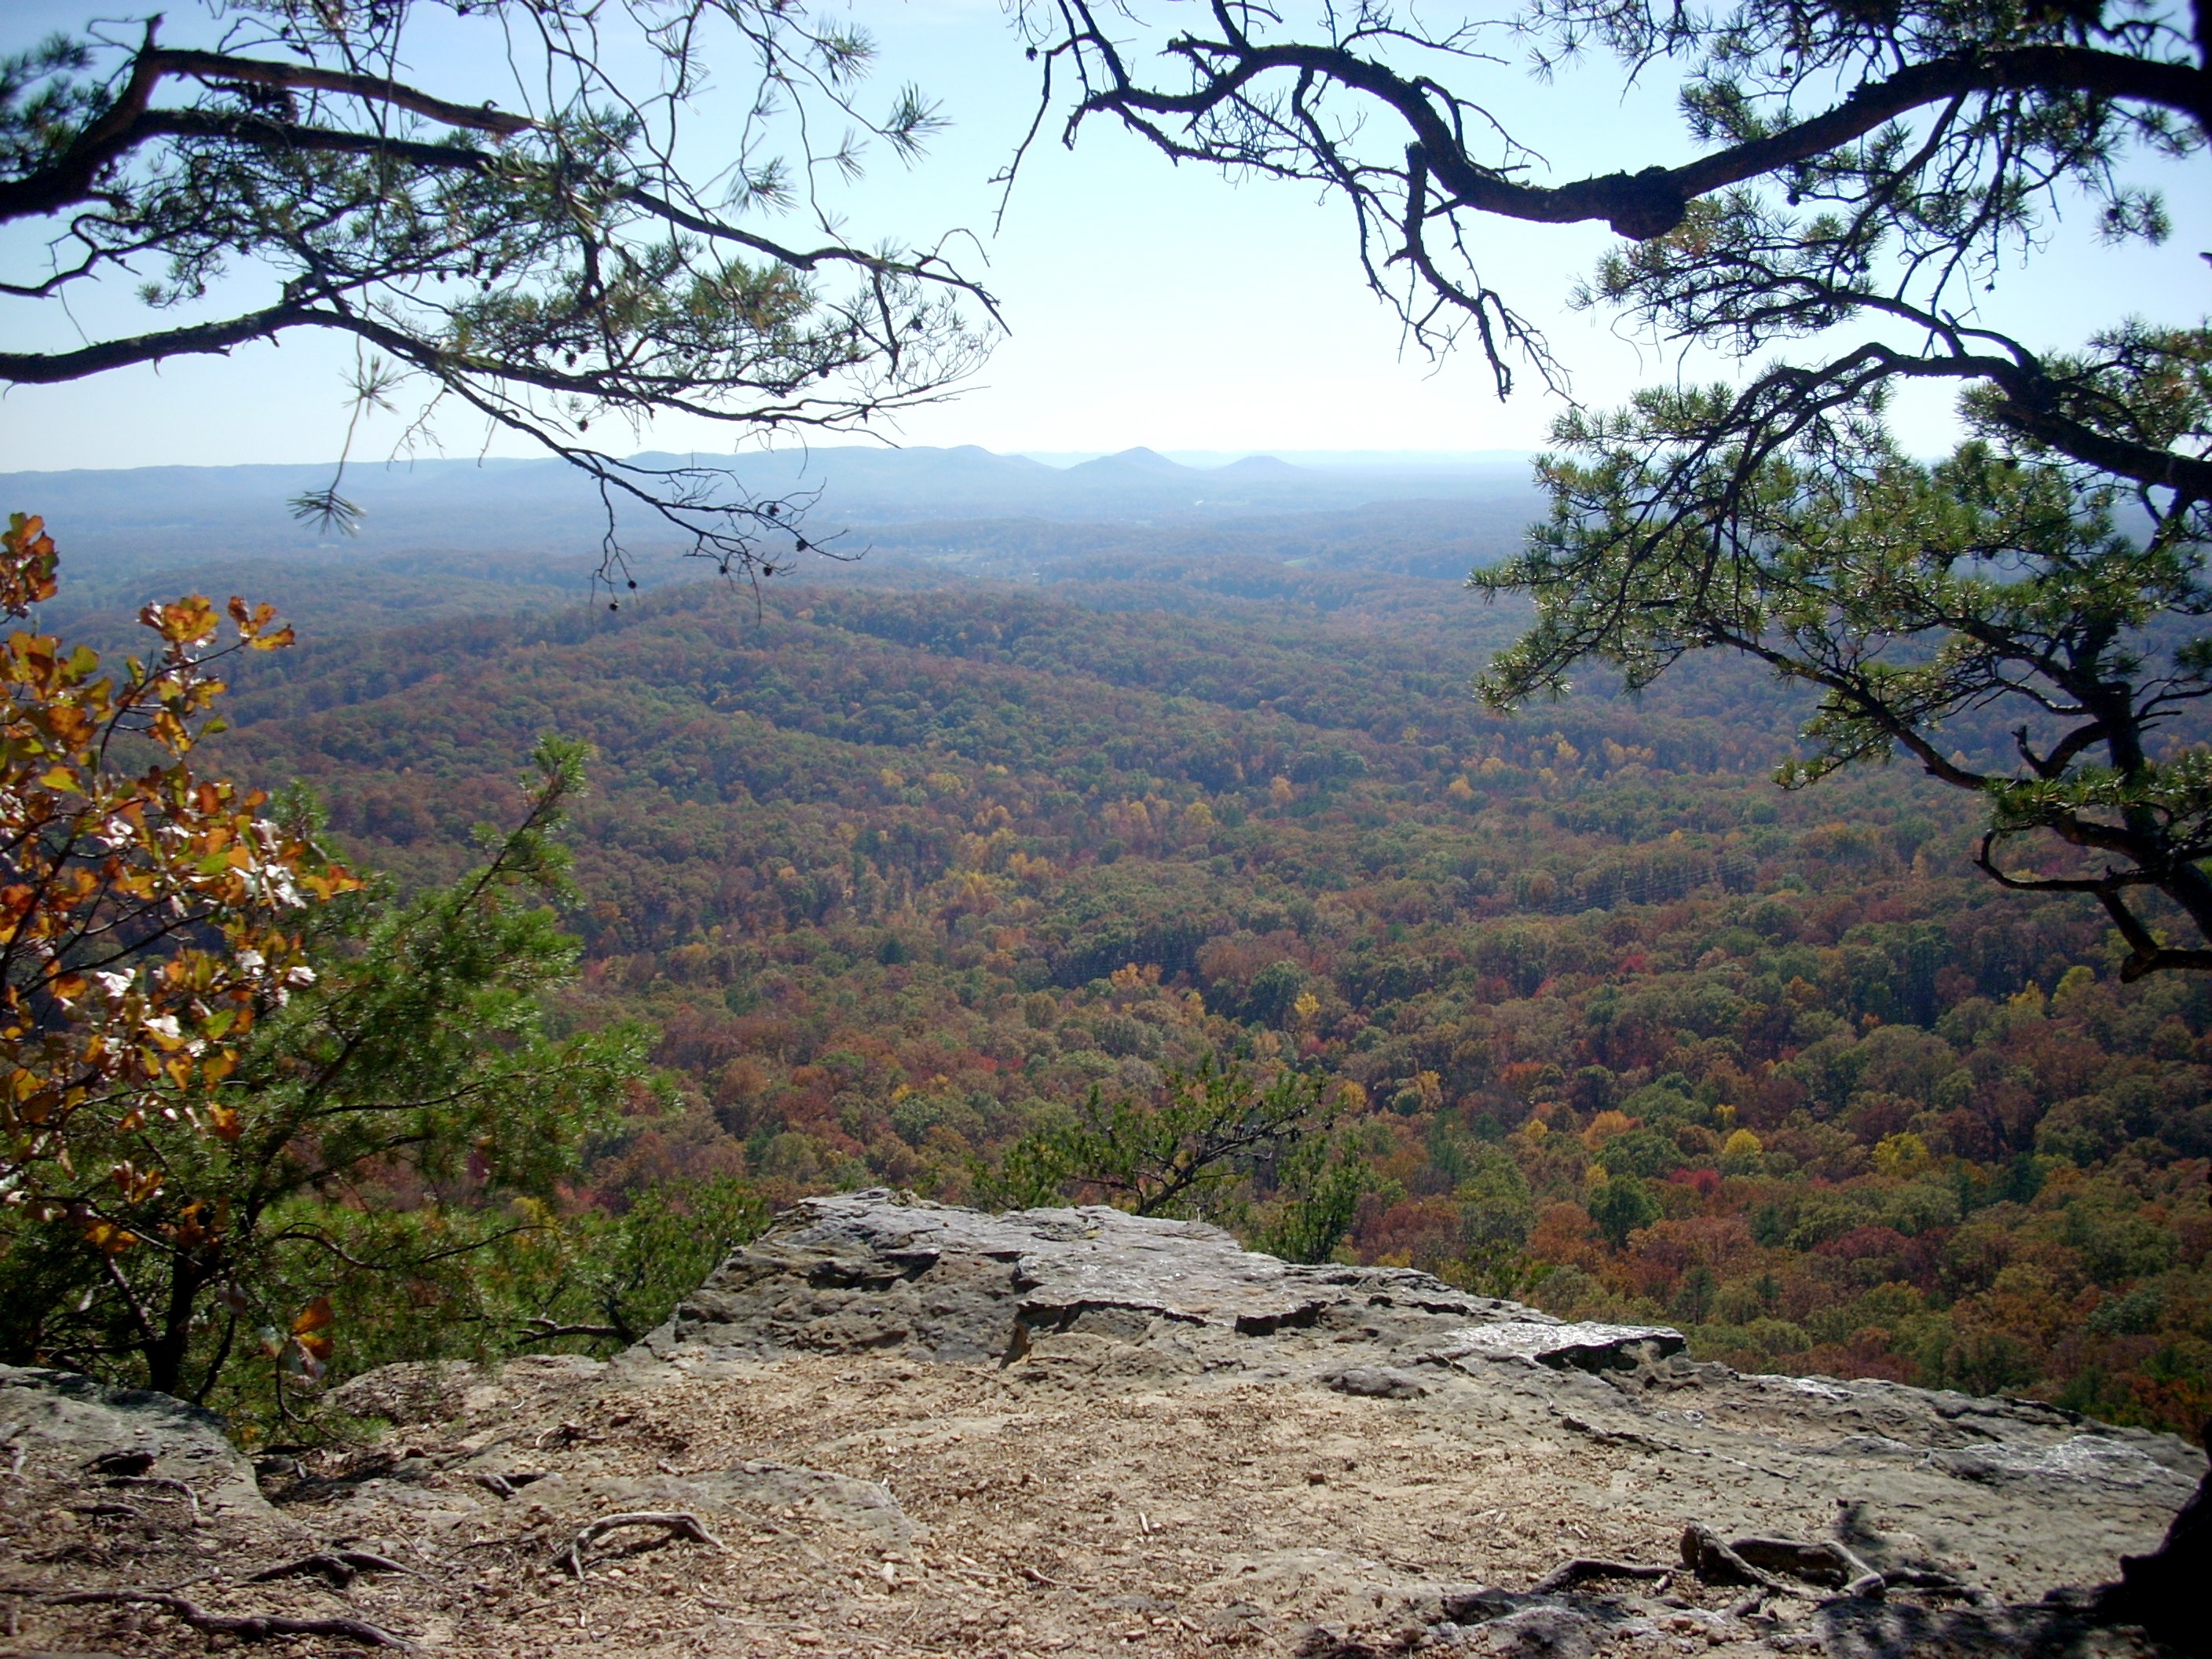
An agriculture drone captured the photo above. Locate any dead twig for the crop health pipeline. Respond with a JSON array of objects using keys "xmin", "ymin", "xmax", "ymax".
[
  {"xmin": 244, "ymin": 1551, "xmax": 414, "ymax": 1590},
  {"xmin": 556, "ymin": 1511, "xmax": 726, "ymax": 1580},
  {"xmin": 108, "ymin": 1477, "xmax": 197, "ymax": 1526},
  {"xmin": 1531, "ymin": 1558, "xmax": 1672, "ymax": 1595},
  {"xmin": 522, "ymin": 1317, "xmax": 627, "ymax": 1342},
  {"xmin": 44, "ymin": 1589, "xmax": 414, "ymax": 1650},
  {"xmin": 63, "ymin": 1504, "xmax": 144, "ymax": 1524},
  {"xmin": 472, "ymin": 1470, "xmax": 548, "ymax": 1500}
]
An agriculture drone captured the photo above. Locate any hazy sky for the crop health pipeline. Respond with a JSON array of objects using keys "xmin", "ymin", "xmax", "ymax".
[{"xmin": 2, "ymin": 0, "xmax": 2205, "ymax": 471}]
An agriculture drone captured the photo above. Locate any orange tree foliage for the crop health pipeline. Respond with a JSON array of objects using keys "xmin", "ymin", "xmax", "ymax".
[
  {"xmin": 0, "ymin": 512, "xmax": 357, "ymax": 1251},
  {"xmin": 0, "ymin": 520, "xmax": 668, "ymax": 1418},
  {"xmin": 192, "ymin": 579, "xmax": 2212, "ymax": 1437}
]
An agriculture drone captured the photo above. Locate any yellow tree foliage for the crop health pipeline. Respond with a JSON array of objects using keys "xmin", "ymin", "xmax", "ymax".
[{"xmin": 0, "ymin": 514, "xmax": 358, "ymax": 1256}]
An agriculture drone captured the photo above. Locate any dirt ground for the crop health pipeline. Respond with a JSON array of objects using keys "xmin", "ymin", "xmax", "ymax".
[
  {"xmin": 3, "ymin": 1346, "xmax": 2177, "ymax": 1659},
  {"xmin": 9, "ymin": 1194, "xmax": 2199, "ymax": 1659}
]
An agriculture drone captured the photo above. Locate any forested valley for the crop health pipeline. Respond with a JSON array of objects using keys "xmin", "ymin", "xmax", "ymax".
[{"xmin": 53, "ymin": 518, "xmax": 2200, "ymax": 1441}]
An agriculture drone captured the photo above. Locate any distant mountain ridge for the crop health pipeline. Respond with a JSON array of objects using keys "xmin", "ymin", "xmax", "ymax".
[{"xmin": 2, "ymin": 444, "xmax": 1536, "ymax": 575}]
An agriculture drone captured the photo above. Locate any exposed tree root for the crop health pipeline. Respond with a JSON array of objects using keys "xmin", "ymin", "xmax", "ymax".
[
  {"xmin": 45, "ymin": 1589, "xmax": 415, "ymax": 1650},
  {"xmin": 79, "ymin": 1453, "xmax": 151, "ymax": 1479},
  {"xmin": 1679, "ymin": 1524, "xmax": 1986, "ymax": 1616},
  {"xmin": 61, "ymin": 1505, "xmax": 142, "ymax": 1525},
  {"xmin": 555, "ymin": 1511, "xmax": 726, "ymax": 1580},
  {"xmin": 244, "ymin": 1550, "xmax": 413, "ymax": 1589},
  {"xmin": 1680, "ymin": 1524, "xmax": 1793, "ymax": 1593},
  {"xmin": 1880, "ymin": 1568, "xmax": 1995, "ymax": 1605},
  {"xmin": 1730, "ymin": 1536, "xmax": 1884, "ymax": 1596},
  {"xmin": 471, "ymin": 1469, "xmax": 549, "ymax": 1500},
  {"xmin": 1529, "ymin": 1558, "xmax": 1671, "ymax": 1595}
]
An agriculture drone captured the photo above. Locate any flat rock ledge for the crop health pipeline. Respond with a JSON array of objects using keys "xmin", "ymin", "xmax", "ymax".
[
  {"xmin": 645, "ymin": 1188, "xmax": 1684, "ymax": 1376},
  {"xmin": 7, "ymin": 1192, "xmax": 2208, "ymax": 1659},
  {"xmin": 0, "ymin": 1362, "xmax": 269, "ymax": 1520},
  {"xmin": 630, "ymin": 1190, "xmax": 2210, "ymax": 1654}
]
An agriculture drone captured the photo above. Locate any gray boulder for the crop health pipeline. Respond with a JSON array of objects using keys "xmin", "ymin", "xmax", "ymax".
[
  {"xmin": 642, "ymin": 1188, "xmax": 1677, "ymax": 1375},
  {"xmin": 0, "ymin": 1363, "xmax": 268, "ymax": 1520}
]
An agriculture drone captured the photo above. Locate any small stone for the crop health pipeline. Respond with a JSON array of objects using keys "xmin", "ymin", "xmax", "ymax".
[
  {"xmin": 1479, "ymin": 1606, "xmax": 1596, "ymax": 1659},
  {"xmin": 1323, "ymin": 1367, "xmax": 1426, "ymax": 1401}
]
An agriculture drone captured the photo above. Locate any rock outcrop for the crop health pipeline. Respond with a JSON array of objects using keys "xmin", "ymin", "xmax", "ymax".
[
  {"xmin": 0, "ymin": 1362, "xmax": 272, "ymax": 1522},
  {"xmin": 643, "ymin": 1191, "xmax": 1684, "ymax": 1373},
  {"xmin": 8, "ymin": 1190, "xmax": 2207, "ymax": 1659}
]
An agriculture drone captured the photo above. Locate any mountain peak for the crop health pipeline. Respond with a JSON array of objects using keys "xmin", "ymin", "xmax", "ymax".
[{"xmin": 1073, "ymin": 446, "xmax": 1190, "ymax": 477}]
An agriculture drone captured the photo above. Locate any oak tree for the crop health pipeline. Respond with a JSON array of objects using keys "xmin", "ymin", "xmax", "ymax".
[
  {"xmin": 0, "ymin": 513, "xmax": 354, "ymax": 1288},
  {"xmin": 0, "ymin": 519, "xmax": 651, "ymax": 1404}
]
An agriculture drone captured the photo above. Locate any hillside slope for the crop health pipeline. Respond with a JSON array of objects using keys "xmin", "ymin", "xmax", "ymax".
[{"xmin": 163, "ymin": 572, "xmax": 2212, "ymax": 1436}]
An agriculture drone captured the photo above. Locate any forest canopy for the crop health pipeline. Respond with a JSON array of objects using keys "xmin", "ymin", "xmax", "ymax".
[
  {"xmin": 150, "ymin": 561, "xmax": 2212, "ymax": 1442},
  {"xmin": 4, "ymin": 0, "xmax": 2210, "ymax": 1452},
  {"xmin": 1013, "ymin": 0, "xmax": 2212, "ymax": 976}
]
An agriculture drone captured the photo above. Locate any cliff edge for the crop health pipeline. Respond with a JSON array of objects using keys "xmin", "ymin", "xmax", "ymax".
[{"xmin": 6, "ymin": 1191, "xmax": 2206, "ymax": 1658}]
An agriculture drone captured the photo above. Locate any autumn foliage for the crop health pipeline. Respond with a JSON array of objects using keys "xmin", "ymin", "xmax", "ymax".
[
  {"xmin": 0, "ymin": 521, "xmax": 675, "ymax": 1419},
  {"xmin": 186, "ymin": 578, "xmax": 2212, "ymax": 1438},
  {"xmin": 0, "ymin": 512, "xmax": 357, "ymax": 1257}
]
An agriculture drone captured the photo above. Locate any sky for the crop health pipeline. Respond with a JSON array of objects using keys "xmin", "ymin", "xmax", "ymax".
[{"xmin": 2, "ymin": 0, "xmax": 2207, "ymax": 472}]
